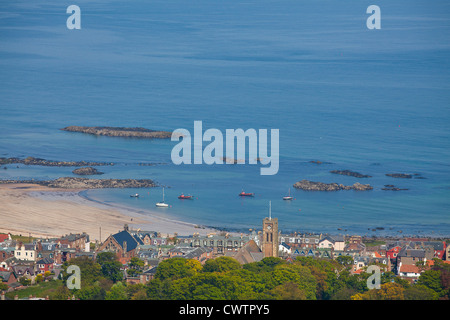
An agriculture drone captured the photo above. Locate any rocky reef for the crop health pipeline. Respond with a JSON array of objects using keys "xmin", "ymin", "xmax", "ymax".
[
  {"xmin": 61, "ymin": 126, "xmax": 175, "ymax": 139},
  {"xmin": 293, "ymin": 179, "xmax": 373, "ymax": 191},
  {"xmin": 385, "ymin": 173, "xmax": 413, "ymax": 179},
  {"xmin": 308, "ymin": 160, "xmax": 333, "ymax": 165},
  {"xmin": 381, "ymin": 184, "xmax": 409, "ymax": 191},
  {"xmin": 330, "ymin": 170, "xmax": 372, "ymax": 178},
  {"xmin": 0, "ymin": 157, "xmax": 112, "ymax": 167},
  {"xmin": 386, "ymin": 173, "xmax": 425, "ymax": 179},
  {"xmin": 0, "ymin": 177, "xmax": 155, "ymax": 189},
  {"xmin": 72, "ymin": 167, "xmax": 104, "ymax": 175}
]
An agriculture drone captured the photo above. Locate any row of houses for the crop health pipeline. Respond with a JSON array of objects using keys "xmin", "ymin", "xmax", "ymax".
[
  {"xmin": 0, "ymin": 232, "xmax": 92, "ymax": 290},
  {"xmin": 1, "ymin": 225, "xmax": 449, "ymax": 292}
]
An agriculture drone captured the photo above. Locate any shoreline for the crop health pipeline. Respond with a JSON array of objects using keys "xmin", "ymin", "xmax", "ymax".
[
  {"xmin": 0, "ymin": 183, "xmax": 447, "ymax": 241},
  {"xmin": 0, "ymin": 183, "xmax": 220, "ymax": 241}
]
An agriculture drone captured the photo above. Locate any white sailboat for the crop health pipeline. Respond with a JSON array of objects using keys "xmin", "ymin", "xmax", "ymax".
[
  {"xmin": 156, "ymin": 187, "xmax": 169, "ymax": 207},
  {"xmin": 282, "ymin": 188, "xmax": 293, "ymax": 200}
]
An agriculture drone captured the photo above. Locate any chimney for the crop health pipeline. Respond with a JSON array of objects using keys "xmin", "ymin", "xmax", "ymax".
[{"xmin": 123, "ymin": 241, "xmax": 127, "ymax": 257}]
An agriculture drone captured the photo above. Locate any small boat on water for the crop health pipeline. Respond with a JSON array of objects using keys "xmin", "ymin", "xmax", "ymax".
[
  {"xmin": 156, "ymin": 187, "xmax": 169, "ymax": 207},
  {"xmin": 282, "ymin": 188, "xmax": 293, "ymax": 200},
  {"xmin": 178, "ymin": 194, "xmax": 194, "ymax": 200},
  {"xmin": 130, "ymin": 193, "xmax": 139, "ymax": 198},
  {"xmin": 239, "ymin": 191, "xmax": 254, "ymax": 197}
]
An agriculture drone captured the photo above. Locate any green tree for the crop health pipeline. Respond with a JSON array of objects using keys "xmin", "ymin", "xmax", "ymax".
[
  {"xmin": 154, "ymin": 258, "xmax": 201, "ymax": 281},
  {"xmin": 169, "ymin": 273, "xmax": 255, "ymax": 300},
  {"xmin": 127, "ymin": 257, "xmax": 145, "ymax": 278},
  {"xmin": 266, "ymin": 282, "xmax": 307, "ymax": 300},
  {"xmin": 243, "ymin": 257, "xmax": 286, "ymax": 273},
  {"xmin": 202, "ymin": 256, "xmax": 242, "ymax": 273},
  {"xmin": 96, "ymin": 252, "xmax": 123, "ymax": 283},
  {"xmin": 145, "ymin": 278, "xmax": 173, "ymax": 300},
  {"xmin": 62, "ymin": 257, "xmax": 103, "ymax": 287},
  {"xmin": 417, "ymin": 270, "xmax": 443, "ymax": 296},
  {"xmin": 404, "ymin": 284, "xmax": 439, "ymax": 300},
  {"xmin": 271, "ymin": 264, "xmax": 317, "ymax": 300},
  {"xmin": 75, "ymin": 285, "xmax": 106, "ymax": 300},
  {"xmin": 126, "ymin": 283, "xmax": 147, "ymax": 300},
  {"xmin": 351, "ymin": 282, "xmax": 405, "ymax": 300},
  {"xmin": 336, "ymin": 255, "xmax": 353, "ymax": 267},
  {"xmin": 51, "ymin": 284, "xmax": 71, "ymax": 300},
  {"xmin": 105, "ymin": 282, "xmax": 127, "ymax": 300}
]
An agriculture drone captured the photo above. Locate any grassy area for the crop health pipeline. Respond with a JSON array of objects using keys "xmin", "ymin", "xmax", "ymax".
[
  {"xmin": 5, "ymin": 280, "xmax": 65, "ymax": 300},
  {"xmin": 363, "ymin": 240, "xmax": 386, "ymax": 247},
  {"xmin": 10, "ymin": 234, "xmax": 38, "ymax": 243}
]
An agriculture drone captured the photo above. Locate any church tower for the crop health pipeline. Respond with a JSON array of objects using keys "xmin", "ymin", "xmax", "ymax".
[{"xmin": 262, "ymin": 201, "xmax": 278, "ymax": 258}]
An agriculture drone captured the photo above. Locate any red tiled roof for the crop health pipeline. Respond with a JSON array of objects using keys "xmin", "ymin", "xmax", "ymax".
[
  {"xmin": 399, "ymin": 264, "xmax": 420, "ymax": 274},
  {"xmin": 427, "ymin": 259, "xmax": 450, "ymax": 266},
  {"xmin": 0, "ymin": 234, "xmax": 9, "ymax": 243}
]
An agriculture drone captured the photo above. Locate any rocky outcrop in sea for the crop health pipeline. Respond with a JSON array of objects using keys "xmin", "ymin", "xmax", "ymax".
[
  {"xmin": 0, "ymin": 157, "xmax": 113, "ymax": 167},
  {"xmin": 381, "ymin": 184, "xmax": 409, "ymax": 191},
  {"xmin": 293, "ymin": 179, "xmax": 373, "ymax": 191},
  {"xmin": 0, "ymin": 177, "xmax": 156, "ymax": 189},
  {"xmin": 385, "ymin": 173, "xmax": 412, "ymax": 179},
  {"xmin": 61, "ymin": 126, "xmax": 175, "ymax": 139},
  {"xmin": 330, "ymin": 170, "xmax": 372, "ymax": 178},
  {"xmin": 72, "ymin": 167, "xmax": 104, "ymax": 175},
  {"xmin": 386, "ymin": 173, "xmax": 425, "ymax": 179}
]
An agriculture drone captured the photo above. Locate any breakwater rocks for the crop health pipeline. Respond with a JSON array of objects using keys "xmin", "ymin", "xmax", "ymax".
[
  {"xmin": 330, "ymin": 170, "xmax": 372, "ymax": 178},
  {"xmin": 61, "ymin": 126, "xmax": 174, "ymax": 139},
  {"xmin": 0, "ymin": 177, "xmax": 155, "ymax": 189},
  {"xmin": 0, "ymin": 157, "xmax": 113, "ymax": 167},
  {"xmin": 72, "ymin": 167, "xmax": 104, "ymax": 175},
  {"xmin": 293, "ymin": 179, "xmax": 373, "ymax": 191}
]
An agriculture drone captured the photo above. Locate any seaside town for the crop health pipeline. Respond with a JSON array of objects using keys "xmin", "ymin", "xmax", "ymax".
[{"xmin": 1, "ymin": 215, "xmax": 449, "ymax": 301}]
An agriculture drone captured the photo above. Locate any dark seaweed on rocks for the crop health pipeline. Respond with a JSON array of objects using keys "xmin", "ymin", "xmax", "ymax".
[
  {"xmin": 61, "ymin": 126, "xmax": 175, "ymax": 139},
  {"xmin": 330, "ymin": 170, "xmax": 372, "ymax": 178},
  {"xmin": 72, "ymin": 167, "xmax": 104, "ymax": 175},
  {"xmin": 0, "ymin": 157, "xmax": 112, "ymax": 167},
  {"xmin": 293, "ymin": 179, "xmax": 373, "ymax": 191},
  {"xmin": 0, "ymin": 177, "xmax": 156, "ymax": 189}
]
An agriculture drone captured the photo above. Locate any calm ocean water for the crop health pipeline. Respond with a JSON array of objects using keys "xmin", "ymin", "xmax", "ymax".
[{"xmin": 1, "ymin": 0, "xmax": 449, "ymax": 236}]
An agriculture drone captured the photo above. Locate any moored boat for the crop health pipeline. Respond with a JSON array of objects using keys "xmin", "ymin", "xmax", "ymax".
[
  {"xmin": 282, "ymin": 188, "xmax": 293, "ymax": 200},
  {"xmin": 156, "ymin": 187, "xmax": 169, "ymax": 207},
  {"xmin": 178, "ymin": 194, "xmax": 194, "ymax": 200}
]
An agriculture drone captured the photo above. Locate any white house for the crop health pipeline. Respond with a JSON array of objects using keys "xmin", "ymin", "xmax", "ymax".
[
  {"xmin": 279, "ymin": 242, "xmax": 291, "ymax": 255},
  {"xmin": 14, "ymin": 243, "xmax": 36, "ymax": 262},
  {"xmin": 318, "ymin": 235, "xmax": 345, "ymax": 251},
  {"xmin": 397, "ymin": 263, "xmax": 422, "ymax": 281}
]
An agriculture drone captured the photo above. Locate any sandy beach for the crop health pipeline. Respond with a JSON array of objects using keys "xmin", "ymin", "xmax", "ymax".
[{"xmin": 0, "ymin": 183, "xmax": 219, "ymax": 241}]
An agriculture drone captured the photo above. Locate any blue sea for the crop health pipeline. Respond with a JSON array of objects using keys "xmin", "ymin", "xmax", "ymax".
[{"xmin": 1, "ymin": 0, "xmax": 449, "ymax": 237}]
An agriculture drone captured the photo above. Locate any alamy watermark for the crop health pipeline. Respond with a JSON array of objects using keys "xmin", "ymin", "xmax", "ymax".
[
  {"xmin": 171, "ymin": 121, "xmax": 279, "ymax": 176},
  {"xmin": 366, "ymin": 265, "xmax": 381, "ymax": 289},
  {"xmin": 66, "ymin": 265, "xmax": 81, "ymax": 290}
]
